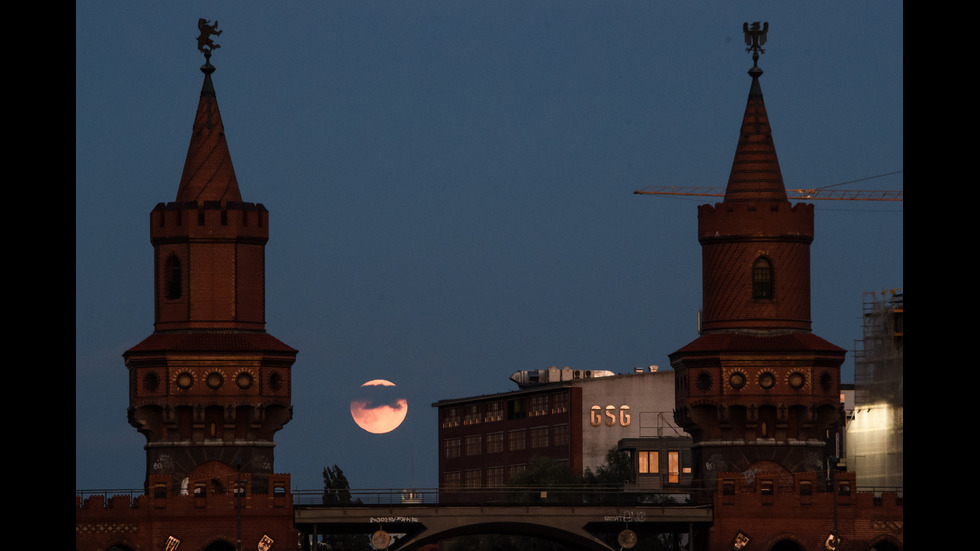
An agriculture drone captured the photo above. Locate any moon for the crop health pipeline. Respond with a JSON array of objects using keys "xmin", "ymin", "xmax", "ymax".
[{"xmin": 350, "ymin": 379, "xmax": 408, "ymax": 434}]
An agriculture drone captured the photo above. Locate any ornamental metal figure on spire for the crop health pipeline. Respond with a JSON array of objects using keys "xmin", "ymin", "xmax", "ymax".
[
  {"xmin": 743, "ymin": 21, "xmax": 768, "ymax": 68},
  {"xmin": 197, "ymin": 18, "xmax": 222, "ymax": 69}
]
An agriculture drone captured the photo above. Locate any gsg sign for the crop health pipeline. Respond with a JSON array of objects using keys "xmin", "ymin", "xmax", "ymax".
[{"xmin": 590, "ymin": 405, "xmax": 631, "ymax": 427}]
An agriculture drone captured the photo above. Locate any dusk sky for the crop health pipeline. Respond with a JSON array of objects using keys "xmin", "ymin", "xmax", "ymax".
[{"xmin": 76, "ymin": 3, "xmax": 902, "ymax": 493}]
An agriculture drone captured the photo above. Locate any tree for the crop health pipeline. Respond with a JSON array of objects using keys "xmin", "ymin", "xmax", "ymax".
[
  {"xmin": 583, "ymin": 446, "xmax": 633, "ymax": 487},
  {"xmin": 322, "ymin": 464, "xmax": 354, "ymax": 505},
  {"xmin": 320, "ymin": 465, "xmax": 370, "ymax": 550},
  {"xmin": 505, "ymin": 456, "xmax": 580, "ymax": 504}
]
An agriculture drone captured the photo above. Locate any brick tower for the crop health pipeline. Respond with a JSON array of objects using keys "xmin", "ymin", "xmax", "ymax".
[
  {"xmin": 123, "ymin": 42, "xmax": 297, "ymax": 496},
  {"xmin": 668, "ymin": 32, "xmax": 846, "ymax": 495}
]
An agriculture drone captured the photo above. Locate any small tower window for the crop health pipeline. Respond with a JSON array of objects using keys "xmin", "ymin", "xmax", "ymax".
[
  {"xmin": 166, "ymin": 254, "xmax": 182, "ymax": 300},
  {"xmin": 752, "ymin": 257, "xmax": 773, "ymax": 300}
]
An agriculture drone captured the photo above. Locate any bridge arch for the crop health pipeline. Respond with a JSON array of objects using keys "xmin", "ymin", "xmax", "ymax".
[
  {"xmin": 766, "ymin": 534, "xmax": 804, "ymax": 551},
  {"xmin": 202, "ymin": 539, "xmax": 236, "ymax": 551},
  {"xmin": 397, "ymin": 520, "xmax": 616, "ymax": 551},
  {"xmin": 295, "ymin": 503, "xmax": 711, "ymax": 551}
]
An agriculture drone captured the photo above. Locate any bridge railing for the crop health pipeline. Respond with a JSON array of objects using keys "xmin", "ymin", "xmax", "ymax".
[
  {"xmin": 293, "ymin": 486, "xmax": 708, "ymax": 508},
  {"xmin": 76, "ymin": 489, "xmax": 145, "ymax": 502},
  {"xmin": 293, "ymin": 488, "xmax": 442, "ymax": 506}
]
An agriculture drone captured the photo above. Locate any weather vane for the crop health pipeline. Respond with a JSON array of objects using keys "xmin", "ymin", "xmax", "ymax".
[
  {"xmin": 196, "ymin": 18, "xmax": 222, "ymax": 68},
  {"xmin": 743, "ymin": 21, "xmax": 769, "ymax": 67}
]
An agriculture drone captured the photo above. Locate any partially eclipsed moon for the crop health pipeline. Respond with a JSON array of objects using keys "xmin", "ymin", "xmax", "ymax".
[{"xmin": 350, "ymin": 379, "xmax": 408, "ymax": 434}]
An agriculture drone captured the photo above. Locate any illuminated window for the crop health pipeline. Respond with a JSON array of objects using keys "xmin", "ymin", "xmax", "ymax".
[
  {"xmin": 668, "ymin": 451, "xmax": 680, "ymax": 483},
  {"xmin": 761, "ymin": 480, "xmax": 774, "ymax": 495},
  {"xmin": 752, "ymin": 257, "xmax": 773, "ymax": 300},
  {"xmin": 638, "ymin": 451, "xmax": 659, "ymax": 474}
]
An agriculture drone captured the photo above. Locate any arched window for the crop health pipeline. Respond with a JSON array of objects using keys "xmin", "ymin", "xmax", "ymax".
[
  {"xmin": 752, "ymin": 257, "xmax": 773, "ymax": 300},
  {"xmin": 166, "ymin": 254, "xmax": 182, "ymax": 300}
]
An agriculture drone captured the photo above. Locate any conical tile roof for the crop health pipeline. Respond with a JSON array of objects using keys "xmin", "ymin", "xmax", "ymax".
[
  {"xmin": 724, "ymin": 66, "xmax": 787, "ymax": 203},
  {"xmin": 175, "ymin": 63, "xmax": 242, "ymax": 204}
]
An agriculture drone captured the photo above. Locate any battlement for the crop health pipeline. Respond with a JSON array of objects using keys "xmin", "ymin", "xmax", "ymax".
[
  {"xmin": 76, "ymin": 473, "xmax": 294, "ymax": 550},
  {"xmin": 698, "ymin": 201, "xmax": 813, "ymax": 242},
  {"xmin": 714, "ymin": 469, "xmax": 902, "ymax": 510},
  {"xmin": 711, "ymin": 470, "xmax": 902, "ymax": 549},
  {"xmin": 76, "ymin": 472, "xmax": 292, "ymax": 517},
  {"xmin": 150, "ymin": 200, "xmax": 269, "ymax": 242}
]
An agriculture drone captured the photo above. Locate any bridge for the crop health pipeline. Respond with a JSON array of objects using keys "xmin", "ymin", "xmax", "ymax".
[{"xmin": 293, "ymin": 489, "xmax": 713, "ymax": 551}]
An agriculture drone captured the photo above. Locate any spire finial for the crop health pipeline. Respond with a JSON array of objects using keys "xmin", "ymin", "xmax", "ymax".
[
  {"xmin": 743, "ymin": 21, "xmax": 769, "ymax": 72},
  {"xmin": 196, "ymin": 19, "xmax": 223, "ymax": 74}
]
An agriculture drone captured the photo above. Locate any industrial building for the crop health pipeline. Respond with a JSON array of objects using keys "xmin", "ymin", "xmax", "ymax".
[{"xmin": 432, "ymin": 367, "xmax": 693, "ymax": 503}]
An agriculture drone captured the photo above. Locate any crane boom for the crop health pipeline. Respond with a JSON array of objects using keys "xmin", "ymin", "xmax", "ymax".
[{"xmin": 633, "ymin": 186, "xmax": 903, "ymax": 201}]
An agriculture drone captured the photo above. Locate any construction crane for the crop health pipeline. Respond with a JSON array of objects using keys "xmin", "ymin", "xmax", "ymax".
[
  {"xmin": 633, "ymin": 170, "xmax": 903, "ymax": 201},
  {"xmin": 633, "ymin": 187, "xmax": 903, "ymax": 201}
]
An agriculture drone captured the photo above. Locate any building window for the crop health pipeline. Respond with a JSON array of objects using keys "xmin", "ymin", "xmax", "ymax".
[
  {"xmin": 486, "ymin": 432, "xmax": 504, "ymax": 453},
  {"xmin": 752, "ymin": 257, "xmax": 774, "ymax": 300},
  {"xmin": 723, "ymin": 479, "xmax": 735, "ymax": 496},
  {"xmin": 638, "ymin": 451, "xmax": 660, "ymax": 474},
  {"xmin": 552, "ymin": 424, "xmax": 569, "ymax": 446},
  {"xmin": 443, "ymin": 472, "xmax": 460, "ymax": 490},
  {"xmin": 444, "ymin": 438, "xmax": 461, "ymax": 458},
  {"xmin": 838, "ymin": 482, "xmax": 851, "ymax": 496},
  {"xmin": 530, "ymin": 427, "xmax": 549, "ymax": 448},
  {"xmin": 508, "ymin": 429, "xmax": 526, "ymax": 451},
  {"xmin": 507, "ymin": 464, "xmax": 526, "ymax": 481},
  {"xmin": 800, "ymin": 481, "xmax": 812, "ymax": 496},
  {"xmin": 668, "ymin": 451, "xmax": 680, "ymax": 484},
  {"xmin": 507, "ymin": 399, "xmax": 526, "ymax": 420},
  {"xmin": 553, "ymin": 392, "xmax": 569, "ymax": 414},
  {"xmin": 485, "ymin": 402, "xmax": 503, "ymax": 422},
  {"xmin": 487, "ymin": 467, "xmax": 504, "ymax": 488},
  {"xmin": 530, "ymin": 395, "xmax": 548, "ymax": 416},
  {"xmin": 465, "ymin": 435, "xmax": 482, "ymax": 456},
  {"xmin": 760, "ymin": 480, "xmax": 774, "ymax": 495},
  {"xmin": 463, "ymin": 405, "xmax": 481, "ymax": 425},
  {"xmin": 464, "ymin": 469, "xmax": 481, "ymax": 489},
  {"xmin": 166, "ymin": 254, "xmax": 182, "ymax": 300},
  {"xmin": 442, "ymin": 408, "xmax": 461, "ymax": 428}
]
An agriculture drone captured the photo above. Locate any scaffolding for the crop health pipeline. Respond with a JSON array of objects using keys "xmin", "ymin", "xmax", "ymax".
[
  {"xmin": 847, "ymin": 288, "xmax": 903, "ymax": 492},
  {"xmin": 853, "ymin": 289, "xmax": 904, "ymax": 407}
]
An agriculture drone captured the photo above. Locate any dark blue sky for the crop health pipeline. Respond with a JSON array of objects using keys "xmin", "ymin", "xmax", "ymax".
[{"xmin": 76, "ymin": 3, "xmax": 903, "ymax": 493}]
